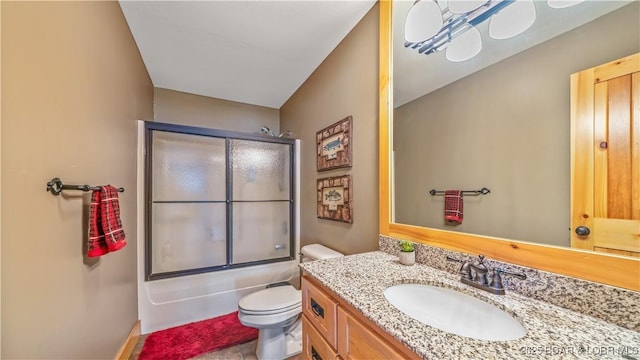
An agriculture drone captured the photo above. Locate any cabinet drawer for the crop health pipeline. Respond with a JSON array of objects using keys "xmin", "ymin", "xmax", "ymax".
[
  {"xmin": 302, "ymin": 315, "xmax": 339, "ymax": 360},
  {"xmin": 302, "ymin": 277, "xmax": 338, "ymax": 348}
]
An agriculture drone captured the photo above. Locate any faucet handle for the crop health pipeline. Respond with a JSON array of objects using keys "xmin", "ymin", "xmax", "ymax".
[
  {"xmin": 490, "ymin": 268, "xmax": 526, "ymax": 295},
  {"xmin": 496, "ymin": 268, "xmax": 527, "ymax": 280}
]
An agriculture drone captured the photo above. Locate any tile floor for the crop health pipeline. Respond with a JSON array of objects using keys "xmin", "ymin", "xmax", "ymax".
[{"xmin": 130, "ymin": 335, "xmax": 303, "ymax": 360}]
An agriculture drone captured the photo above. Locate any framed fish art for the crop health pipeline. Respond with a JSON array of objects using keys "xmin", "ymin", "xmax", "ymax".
[
  {"xmin": 316, "ymin": 116, "xmax": 352, "ymax": 171},
  {"xmin": 317, "ymin": 175, "xmax": 353, "ymax": 223}
]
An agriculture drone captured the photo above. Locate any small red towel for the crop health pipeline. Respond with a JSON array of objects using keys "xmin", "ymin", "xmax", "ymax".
[
  {"xmin": 101, "ymin": 185, "xmax": 127, "ymax": 252},
  {"xmin": 444, "ymin": 190, "xmax": 463, "ymax": 225},
  {"xmin": 87, "ymin": 190, "xmax": 109, "ymax": 257},
  {"xmin": 87, "ymin": 185, "xmax": 126, "ymax": 257}
]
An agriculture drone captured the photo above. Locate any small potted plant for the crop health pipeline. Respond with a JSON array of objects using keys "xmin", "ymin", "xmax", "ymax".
[{"xmin": 398, "ymin": 240, "xmax": 415, "ymax": 266}]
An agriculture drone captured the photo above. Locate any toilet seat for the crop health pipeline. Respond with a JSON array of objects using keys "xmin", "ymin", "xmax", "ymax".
[
  {"xmin": 239, "ymin": 285, "xmax": 301, "ymax": 315},
  {"xmin": 239, "ymin": 302, "xmax": 300, "ymax": 316},
  {"xmin": 238, "ymin": 305, "xmax": 301, "ymax": 328}
]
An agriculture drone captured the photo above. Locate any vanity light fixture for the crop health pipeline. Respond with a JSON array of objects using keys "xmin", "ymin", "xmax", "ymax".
[
  {"xmin": 404, "ymin": 0, "xmax": 518, "ymax": 62},
  {"xmin": 404, "ymin": 0, "xmax": 581, "ymax": 62}
]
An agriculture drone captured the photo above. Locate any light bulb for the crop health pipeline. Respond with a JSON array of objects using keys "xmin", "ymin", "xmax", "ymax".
[
  {"xmin": 446, "ymin": 25, "xmax": 482, "ymax": 62},
  {"xmin": 489, "ymin": 0, "xmax": 536, "ymax": 40},
  {"xmin": 405, "ymin": 0, "xmax": 444, "ymax": 42}
]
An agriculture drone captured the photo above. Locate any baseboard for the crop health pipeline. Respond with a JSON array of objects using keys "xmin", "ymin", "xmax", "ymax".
[{"xmin": 115, "ymin": 320, "xmax": 141, "ymax": 360}]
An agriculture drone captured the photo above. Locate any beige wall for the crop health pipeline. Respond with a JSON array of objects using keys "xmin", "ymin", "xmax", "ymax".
[
  {"xmin": 280, "ymin": 4, "xmax": 379, "ymax": 255},
  {"xmin": 394, "ymin": 3, "xmax": 639, "ymax": 247},
  {"xmin": 1, "ymin": 2, "xmax": 153, "ymax": 358},
  {"xmin": 154, "ymin": 87, "xmax": 279, "ymax": 134},
  {"xmin": 0, "ymin": 1, "xmax": 3, "ymax": 354}
]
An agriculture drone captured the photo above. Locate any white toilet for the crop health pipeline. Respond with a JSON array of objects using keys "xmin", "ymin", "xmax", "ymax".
[{"xmin": 238, "ymin": 244, "xmax": 343, "ymax": 360}]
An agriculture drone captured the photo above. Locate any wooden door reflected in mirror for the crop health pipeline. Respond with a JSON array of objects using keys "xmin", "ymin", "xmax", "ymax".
[{"xmin": 571, "ymin": 53, "xmax": 640, "ymax": 257}]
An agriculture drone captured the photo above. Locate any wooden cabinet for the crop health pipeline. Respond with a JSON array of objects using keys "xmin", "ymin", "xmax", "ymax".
[
  {"xmin": 302, "ymin": 274, "xmax": 338, "ymax": 348},
  {"xmin": 337, "ymin": 307, "xmax": 407, "ymax": 360},
  {"xmin": 301, "ymin": 275, "xmax": 419, "ymax": 360},
  {"xmin": 302, "ymin": 316, "xmax": 339, "ymax": 360}
]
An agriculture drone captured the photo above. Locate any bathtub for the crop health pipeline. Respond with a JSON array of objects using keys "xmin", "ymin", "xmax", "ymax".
[
  {"xmin": 137, "ymin": 260, "xmax": 299, "ymax": 333},
  {"xmin": 136, "ymin": 122, "xmax": 301, "ymax": 334}
]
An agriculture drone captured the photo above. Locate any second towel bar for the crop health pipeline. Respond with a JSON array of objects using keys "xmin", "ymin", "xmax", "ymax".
[{"xmin": 429, "ymin": 187, "xmax": 490, "ymax": 196}]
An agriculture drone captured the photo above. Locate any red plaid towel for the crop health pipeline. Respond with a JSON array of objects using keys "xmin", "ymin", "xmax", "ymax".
[
  {"xmin": 101, "ymin": 185, "xmax": 127, "ymax": 252},
  {"xmin": 87, "ymin": 190, "xmax": 109, "ymax": 257},
  {"xmin": 444, "ymin": 190, "xmax": 463, "ymax": 225},
  {"xmin": 87, "ymin": 186, "xmax": 126, "ymax": 257}
]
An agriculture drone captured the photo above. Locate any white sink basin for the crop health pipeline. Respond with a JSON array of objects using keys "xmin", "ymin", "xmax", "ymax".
[{"xmin": 383, "ymin": 284, "xmax": 526, "ymax": 341}]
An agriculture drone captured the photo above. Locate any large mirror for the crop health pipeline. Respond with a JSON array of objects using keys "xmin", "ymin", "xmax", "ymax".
[{"xmin": 379, "ymin": 0, "xmax": 640, "ymax": 290}]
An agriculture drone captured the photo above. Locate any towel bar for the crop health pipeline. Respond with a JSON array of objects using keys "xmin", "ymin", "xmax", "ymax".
[
  {"xmin": 46, "ymin": 177, "xmax": 124, "ymax": 196},
  {"xmin": 429, "ymin": 187, "xmax": 490, "ymax": 196}
]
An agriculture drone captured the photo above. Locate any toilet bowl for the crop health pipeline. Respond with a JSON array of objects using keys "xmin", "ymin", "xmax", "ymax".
[{"xmin": 237, "ymin": 244, "xmax": 343, "ymax": 360}]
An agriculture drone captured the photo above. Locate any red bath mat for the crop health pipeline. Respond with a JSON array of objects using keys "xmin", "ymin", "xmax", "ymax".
[{"xmin": 138, "ymin": 311, "xmax": 258, "ymax": 360}]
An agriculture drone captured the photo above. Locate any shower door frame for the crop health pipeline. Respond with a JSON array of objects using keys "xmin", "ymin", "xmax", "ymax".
[{"xmin": 144, "ymin": 121, "xmax": 296, "ymax": 281}]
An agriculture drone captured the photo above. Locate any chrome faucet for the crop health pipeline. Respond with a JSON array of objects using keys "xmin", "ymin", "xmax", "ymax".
[{"xmin": 446, "ymin": 254, "xmax": 526, "ymax": 295}]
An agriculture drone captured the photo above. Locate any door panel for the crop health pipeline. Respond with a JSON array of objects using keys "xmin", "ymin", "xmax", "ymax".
[
  {"xmin": 593, "ymin": 218, "xmax": 640, "ymax": 255},
  {"xmin": 632, "ymin": 72, "xmax": 640, "ymax": 221},
  {"xmin": 230, "ymin": 139, "xmax": 291, "ymax": 201},
  {"xmin": 571, "ymin": 53, "xmax": 640, "ymax": 257},
  {"xmin": 152, "ymin": 131, "xmax": 226, "ymax": 202},
  {"xmin": 232, "ymin": 202, "xmax": 291, "ymax": 263},
  {"xmin": 602, "ymin": 75, "xmax": 632, "ymax": 219},
  {"xmin": 151, "ymin": 202, "xmax": 227, "ymax": 273}
]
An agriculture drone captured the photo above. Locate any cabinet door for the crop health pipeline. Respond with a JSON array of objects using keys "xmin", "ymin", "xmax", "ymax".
[
  {"xmin": 337, "ymin": 307, "xmax": 407, "ymax": 360},
  {"xmin": 302, "ymin": 315, "xmax": 339, "ymax": 360}
]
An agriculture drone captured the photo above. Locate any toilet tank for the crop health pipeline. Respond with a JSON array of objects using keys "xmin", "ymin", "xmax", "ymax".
[{"xmin": 300, "ymin": 244, "xmax": 343, "ymax": 262}]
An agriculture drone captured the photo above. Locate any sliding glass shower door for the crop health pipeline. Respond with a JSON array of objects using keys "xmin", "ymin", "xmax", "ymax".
[
  {"xmin": 230, "ymin": 139, "xmax": 292, "ymax": 264},
  {"xmin": 145, "ymin": 122, "xmax": 294, "ymax": 280}
]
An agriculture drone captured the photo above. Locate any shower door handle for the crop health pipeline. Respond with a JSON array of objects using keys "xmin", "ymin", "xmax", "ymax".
[{"xmin": 274, "ymin": 244, "xmax": 287, "ymax": 250}]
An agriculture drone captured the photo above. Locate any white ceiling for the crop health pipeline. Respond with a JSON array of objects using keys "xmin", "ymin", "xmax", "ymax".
[
  {"xmin": 119, "ymin": 0, "xmax": 377, "ymax": 109},
  {"xmin": 118, "ymin": 0, "xmax": 632, "ymax": 110}
]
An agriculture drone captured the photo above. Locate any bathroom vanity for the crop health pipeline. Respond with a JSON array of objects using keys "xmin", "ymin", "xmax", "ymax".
[
  {"xmin": 299, "ymin": 251, "xmax": 640, "ymax": 359},
  {"xmin": 301, "ymin": 273, "xmax": 420, "ymax": 360}
]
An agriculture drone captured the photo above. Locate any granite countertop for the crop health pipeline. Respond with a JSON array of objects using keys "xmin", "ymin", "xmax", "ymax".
[{"xmin": 300, "ymin": 251, "xmax": 640, "ymax": 359}]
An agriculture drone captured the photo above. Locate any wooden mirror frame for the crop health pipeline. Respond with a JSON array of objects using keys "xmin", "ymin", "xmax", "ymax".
[{"xmin": 378, "ymin": 0, "xmax": 639, "ymax": 291}]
